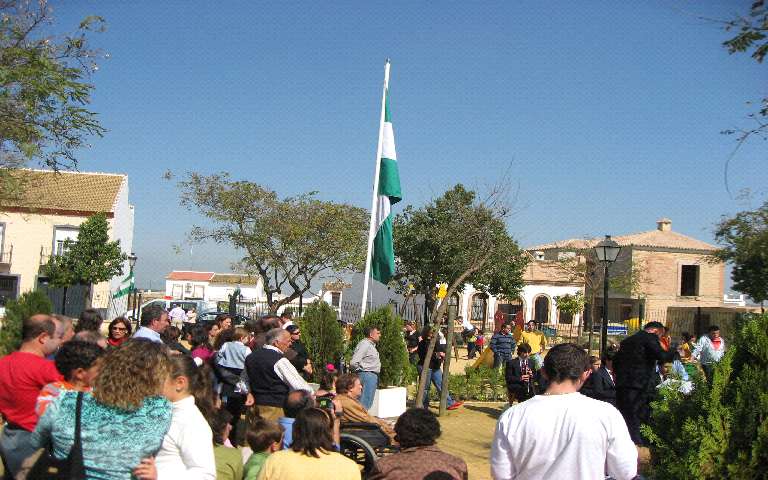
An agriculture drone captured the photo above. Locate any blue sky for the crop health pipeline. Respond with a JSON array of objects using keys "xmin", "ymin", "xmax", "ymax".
[{"xmin": 50, "ymin": 1, "xmax": 764, "ymax": 293}]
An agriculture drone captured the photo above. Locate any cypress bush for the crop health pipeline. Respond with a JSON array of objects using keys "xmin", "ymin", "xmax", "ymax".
[
  {"xmin": 297, "ymin": 300, "xmax": 346, "ymax": 383},
  {"xmin": 0, "ymin": 290, "xmax": 54, "ymax": 356},
  {"xmin": 643, "ymin": 312, "xmax": 768, "ymax": 479},
  {"xmin": 349, "ymin": 305, "xmax": 410, "ymax": 387}
]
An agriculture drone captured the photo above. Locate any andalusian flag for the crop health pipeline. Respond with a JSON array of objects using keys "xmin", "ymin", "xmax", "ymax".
[
  {"xmin": 371, "ymin": 92, "xmax": 401, "ymax": 284},
  {"xmin": 112, "ymin": 272, "xmax": 134, "ymax": 298}
]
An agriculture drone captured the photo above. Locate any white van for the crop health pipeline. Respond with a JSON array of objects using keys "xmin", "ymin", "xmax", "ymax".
[{"xmin": 123, "ymin": 299, "xmax": 217, "ymax": 321}]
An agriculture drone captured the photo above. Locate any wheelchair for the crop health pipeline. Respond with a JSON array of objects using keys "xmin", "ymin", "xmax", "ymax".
[{"xmin": 339, "ymin": 422, "xmax": 398, "ymax": 478}]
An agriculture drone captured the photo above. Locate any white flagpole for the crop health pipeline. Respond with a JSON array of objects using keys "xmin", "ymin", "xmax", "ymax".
[{"xmin": 361, "ymin": 60, "xmax": 391, "ymax": 319}]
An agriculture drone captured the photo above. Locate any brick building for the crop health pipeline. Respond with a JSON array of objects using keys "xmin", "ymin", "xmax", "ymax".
[{"xmin": 529, "ymin": 218, "xmax": 724, "ymax": 324}]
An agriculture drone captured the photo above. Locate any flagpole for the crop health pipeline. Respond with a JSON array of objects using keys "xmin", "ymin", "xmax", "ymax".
[{"xmin": 361, "ymin": 60, "xmax": 391, "ymax": 319}]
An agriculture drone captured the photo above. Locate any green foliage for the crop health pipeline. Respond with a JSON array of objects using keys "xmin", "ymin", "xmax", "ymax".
[
  {"xmin": 392, "ymin": 184, "xmax": 529, "ymax": 314},
  {"xmin": 0, "ymin": 1, "xmax": 107, "ymax": 171},
  {"xmin": 297, "ymin": 300, "xmax": 345, "ymax": 383},
  {"xmin": 553, "ymin": 292, "xmax": 584, "ymax": 315},
  {"xmin": 643, "ymin": 313, "xmax": 768, "ymax": 479},
  {"xmin": 0, "ymin": 290, "xmax": 53, "ymax": 356},
  {"xmin": 44, "ymin": 212, "xmax": 126, "ymax": 308},
  {"xmin": 349, "ymin": 306, "xmax": 409, "ymax": 387},
  {"xmin": 167, "ymin": 172, "xmax": 368, "ymax": 313},
  {"xmin": 711, "ymin": 202, "xmax": 768, "ymax": 304},
  {"xmin": 429, "ymin": 364, "xmax": 507, "ymax": 402}
]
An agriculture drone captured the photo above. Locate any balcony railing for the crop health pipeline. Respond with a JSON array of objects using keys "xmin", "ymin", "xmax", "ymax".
[{"xmin": 0, "ymin": 245, "xmax": 11, "ymax": 265}]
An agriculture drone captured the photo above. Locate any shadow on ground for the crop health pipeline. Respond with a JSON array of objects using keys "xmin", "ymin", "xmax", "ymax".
[{"xmin": 463, "ymin": 403, "xmax": 504, "ymax": 420}]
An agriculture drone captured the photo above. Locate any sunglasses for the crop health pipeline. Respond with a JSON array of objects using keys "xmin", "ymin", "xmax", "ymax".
[{"xmin": 112, "ymin": 327, "xmax": 127, "ymax": 331}]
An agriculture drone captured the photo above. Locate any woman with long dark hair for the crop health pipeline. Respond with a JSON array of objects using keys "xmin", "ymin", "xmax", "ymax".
[{"xmin": 256, "ymin": 408, "xmax": 359, "ymax": 479}]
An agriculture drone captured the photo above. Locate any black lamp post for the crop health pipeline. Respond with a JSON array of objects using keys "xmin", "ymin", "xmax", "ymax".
[
  {"xmin": 594, "ymin": 236, "xmax": 621, "ymax": 354},
  {"xmin": 128, "ymin": 253, "xmax": 137, "ymax": 322}
]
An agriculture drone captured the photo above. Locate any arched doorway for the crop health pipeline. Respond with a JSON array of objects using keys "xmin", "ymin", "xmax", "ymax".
[
  {"xmin": 471, "ymin": 293, "xmax": 489, "ymax": 331},
  {"xmin": 447, "ymin": 293, "xmax": 460, "ymax": 323},
  {"xmin": 534, "ymin": 295, "xmax": 550, "ymax": 324}
]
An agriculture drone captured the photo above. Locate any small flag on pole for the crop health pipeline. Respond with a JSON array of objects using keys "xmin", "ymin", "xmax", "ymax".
[
  {"xmin": 371, "ymin": 91, "xmax": 402, "ymax": 284},
  {"xmin": 112, "ymin": 272, "xmax": 134, "ymax": 298}
]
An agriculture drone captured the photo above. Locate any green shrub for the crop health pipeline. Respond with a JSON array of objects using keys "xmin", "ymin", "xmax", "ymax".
[
  {"xmin": 297, "ymin": 300, "xmax": 345, "ymax": 383},
  {"xmin": 349, "ymin": 306, "xmax": 410, "ymax": 387},
  {"xmin": 0, "ymin": 290, "xmax": 54, "ymax": 356},
  {"xmin": 643, "ymin": 312, "xmax": 768, "ymax": 479}
]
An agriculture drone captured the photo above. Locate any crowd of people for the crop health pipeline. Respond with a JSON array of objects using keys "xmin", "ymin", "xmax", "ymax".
[
  {"xmin": 0, "ymin": 307, "xmax": 476, "ymax": 480},
  {"xmin": 487, "ymin": 316, "xmax": 726, "ymax": 480},
  {"xmin": 0, "ymin": 302, "xmax": 726, "ymax": 480}
]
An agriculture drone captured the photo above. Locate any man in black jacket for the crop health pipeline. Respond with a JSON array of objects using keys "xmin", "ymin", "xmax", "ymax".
[
  {"xmin": 613, "ymin": 321, "xmax": 679, "ymax": 446},
  {"xmin": 505, "ymin": 343, "xmax": 546, "ymax": 403}
]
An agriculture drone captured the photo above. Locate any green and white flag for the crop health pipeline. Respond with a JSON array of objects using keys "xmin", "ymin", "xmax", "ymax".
[
  {"xmin": 371, "ymin": 91, "xmax": 402, "ymax": 284},
  {"xmin": 112, "ymin": 272, "xmax": 134, "ymax": 298}
]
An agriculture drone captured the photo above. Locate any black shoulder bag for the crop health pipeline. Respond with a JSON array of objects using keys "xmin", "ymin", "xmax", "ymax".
[{"xmin": 27, "ymin": 391, "xmax": 87, "ymax": 480}]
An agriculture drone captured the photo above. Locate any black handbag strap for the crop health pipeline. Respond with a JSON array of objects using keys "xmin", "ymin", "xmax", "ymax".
[{"xmin": 70, "ymin": 392, "xmax": 86, "ymax": 480}]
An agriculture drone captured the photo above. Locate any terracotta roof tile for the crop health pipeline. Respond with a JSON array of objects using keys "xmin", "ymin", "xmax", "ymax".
[
  {"xmin": 166, "ymin": 271, "xmax": 215, "ymax": 281},
  {"xmin": 531, "ymin": 229, "xmax": 719, "ymax": 252},
  {"xmin": 1, "ymin": 169, "xmax": 126, "ymax": 213},
  {"xmin": 209, "ymin": 273, "xmax": 260, "ymax": 285}
]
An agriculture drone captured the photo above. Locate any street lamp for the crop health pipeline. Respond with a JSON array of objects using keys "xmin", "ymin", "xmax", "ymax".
[
  {"xmin": 128, "ymin": 253, "xmax": 137, "ymax": 323},
  {"xmin": 594, "ymin": 236, "xmax": 621, "ymax": 354}
]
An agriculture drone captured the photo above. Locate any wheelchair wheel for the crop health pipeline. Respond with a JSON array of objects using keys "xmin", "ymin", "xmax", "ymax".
[{"xmin": 339, "ymin": 433, "xmax": 378, "ymax": 479}]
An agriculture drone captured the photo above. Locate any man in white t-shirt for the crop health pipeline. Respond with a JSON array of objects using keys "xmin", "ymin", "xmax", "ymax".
[{"xmin": 490, "ymin": 343, "xmax": 637, "ymax": 480}]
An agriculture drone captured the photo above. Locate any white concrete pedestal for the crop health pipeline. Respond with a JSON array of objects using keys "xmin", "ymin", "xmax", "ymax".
[{"xmin": 368, "ymin": 386, "xmax": 407, "ymax": 419}]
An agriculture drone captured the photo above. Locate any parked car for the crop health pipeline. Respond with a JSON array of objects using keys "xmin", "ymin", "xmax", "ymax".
[
  {"xmin": 196, "ymin": 311, "xmax": 255, "ymax": 327},
  {"xmin": 123, "ymin": 299, "xmax": 217, "ymax": 322}
]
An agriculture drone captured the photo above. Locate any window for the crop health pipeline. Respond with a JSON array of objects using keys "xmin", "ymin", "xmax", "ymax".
[
  {"xmin": 534, "ymin": 296, "xmax": 550, "ymax": 324},
  {"xmin": 172, "ymin": 284, "xmax": 183, "ymax": 298},
  {"xmin": 558, "ymin": 310, "xmax": 573, "ymax": 324},
  {"xmin": 53, "ymin": 226, "xmax": 79, "ymax": 256},
  {"xmin": 331, "ymin": 292, "xmax": 341, "ymax": 307},
  {"xmin": 680, "ymin": 265, "xmax": 699, "ymax": 296},
  {"xmin": 193, "ymin": 285, "xmax": 205, "ymax": 298}
]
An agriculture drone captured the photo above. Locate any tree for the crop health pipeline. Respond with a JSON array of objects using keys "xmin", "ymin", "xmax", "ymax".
[
  {"xmin": 392, "ymin": 182, "xmax": 529, "ymax": 412},
  {"xmin": 297, "ymin": 300, "xmax": 345, "ymax": 382},
  {"xmin": 0, "ymin": 1, "xmax": 107, "ymax": 177},
  {"xmin": 548, "ymin": 241, "xmax": 648, "ymax": 348},
  {"xmin": 349, "ymin": 305, "xmax": 410, "ymax": 387},
  {"xmin": 167, "ymin": 172, "xmax": 369, "ymax": 314},
  {"xmin": 0, "ymin": 290, "xmax": 52, "ymax": 356},
  {"xmin": 643, "ymin": 312, "xmax": 768, "ymax": 479},
  {"xmin": 44, "ymin": 212, "xmax": 126, "ymax": 310},
  {"xmin": 711, "ymin": 201, "xmax": 768, "ymax": 306}
]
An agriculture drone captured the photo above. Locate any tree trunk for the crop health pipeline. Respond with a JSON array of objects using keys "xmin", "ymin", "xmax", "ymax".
[
  {"xmin": 84, "ymin": 283, "xmax": 93, "ymax": 310},
  {"xmin": 440, "ymin": 310, "xmax": 456, "ymax": 415}
]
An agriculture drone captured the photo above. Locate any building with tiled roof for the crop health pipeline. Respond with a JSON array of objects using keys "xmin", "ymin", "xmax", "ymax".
[
  {"xmin": 165, "ymin": 270, "xmax": 265, "ymax": 303},
  {"xmin": 527, "ymin": 218, "xmax": 724, "ymax": 325},
  {"xmin": 0, "ymin": 169, "xmax": 134, "ymax": 314}
]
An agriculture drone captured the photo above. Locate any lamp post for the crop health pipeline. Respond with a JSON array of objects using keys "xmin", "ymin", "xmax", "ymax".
[
  {"xmin": 594, "ymin": 236, "xmax": 621, "ymax": 354},
  {"xmin": 128, "ymin": 253, "xmax": 137, "ymax": 323}
]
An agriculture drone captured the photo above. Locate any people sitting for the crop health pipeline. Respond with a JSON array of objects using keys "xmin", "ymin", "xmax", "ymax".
[
  {"xmin": 255, "ymin": 408, "xmax": 359, "ymax": 480},
  {"xmin": 335, "ymin": 373, "xmax": 397, "ymax": 444},
  {"xmin": 243, "ymin": 419, "xmax": 285, "ymax": 480},
  {"xmin": 367, "ymin": 408, "xmax": 468, "ymax": 480},
  {"xmin": 206, "ymin": 408, "xmax": 244, "ymax": 480}
]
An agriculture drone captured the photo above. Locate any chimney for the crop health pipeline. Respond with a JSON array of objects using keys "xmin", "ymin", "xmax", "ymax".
[{"xmin": 657, "ymin": 218, "xmax": 672, "ymax": 232}]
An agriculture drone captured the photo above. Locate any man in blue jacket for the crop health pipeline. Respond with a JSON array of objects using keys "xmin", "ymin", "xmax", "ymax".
[{"xmin": 490, "ymin": 323, "xmax": 516, "ymax": 370}]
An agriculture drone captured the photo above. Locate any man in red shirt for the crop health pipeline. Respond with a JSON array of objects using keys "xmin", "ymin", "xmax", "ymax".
[{"xmin": 0, "ymin": 314, "xmax": 64, "ymax": 477}]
